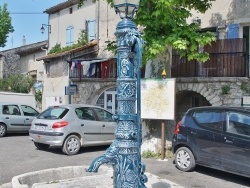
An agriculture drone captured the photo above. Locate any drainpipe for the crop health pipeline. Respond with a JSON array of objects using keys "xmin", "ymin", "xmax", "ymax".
[{"xmin": 96, "ymin": 0, "xmax": 100, "ymax": 53}]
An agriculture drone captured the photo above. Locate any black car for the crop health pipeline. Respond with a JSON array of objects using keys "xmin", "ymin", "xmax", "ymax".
[{"xmin": 172, "ymin": 106, "xmax": 250, "ymax": 178}]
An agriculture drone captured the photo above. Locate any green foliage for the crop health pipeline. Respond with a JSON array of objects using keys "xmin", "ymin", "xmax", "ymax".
[
  {"xmin": 241, "ymin": 82, "xmax": 250, "ymax": 94},
  {"xmin": 142, "ymin": 148, "xmax": 174, "ymax": 159},
  {"xmin": 221, "ymin": 85, "xmax": 231, "ymax": 95},
  {"xmin": 142, "ymin": 150, "xmax": 160, "ymax": 158},
  {"xmin": 35, "ymin": 90, "xmax": 42, "ymax": 104},
  {"xmin": 0, "ymin": 74, "xmax": 35, "ymax": 93},
  {"xmin": 48, "ymin": 30, "xmax": 88, "ymax": 54},
  {"xmin": 100, "ymin": 0, "xmax": 216, "ymax": 64},
  {"xmin": 0, "ymin": 3, "xmax": 14, "ymax": 47},
  {"xmin": 48, "ymin": 43, "xmax": 61, "ymax": 54}
]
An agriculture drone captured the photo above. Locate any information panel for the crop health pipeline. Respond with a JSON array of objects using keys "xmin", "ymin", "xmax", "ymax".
[{"xmin": 141, "ymin": 79, "xmax": 176, "ymax": 120}]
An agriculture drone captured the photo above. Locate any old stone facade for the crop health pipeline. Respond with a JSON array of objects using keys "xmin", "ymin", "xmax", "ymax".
[
  {"xmin": 141, "ymin": 77, "xmax": 250, "ymax": 153},
  {"xmin": 72, "ymin": 79, "xmax": 117, "ymax": 105},
  {"xmin": 0, "ymin": 50, "xmax": 20, "ymax": 78}
]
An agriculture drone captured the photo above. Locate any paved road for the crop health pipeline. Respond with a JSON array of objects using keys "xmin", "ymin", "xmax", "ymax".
[{"xmin": 0, "ymin": 133, "xmax": 249, "ymax": 188}]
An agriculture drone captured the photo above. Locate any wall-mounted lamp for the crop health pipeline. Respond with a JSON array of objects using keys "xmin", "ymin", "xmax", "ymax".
[
  {"xmin": 40, "ymin": 24, "xmax": 51, "ymax": 34},
  {"xmin": 193, "ymin": 17, "xmax": 201, "ymax": 26}
]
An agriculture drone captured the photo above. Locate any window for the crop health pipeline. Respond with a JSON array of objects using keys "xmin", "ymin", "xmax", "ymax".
[
  {"xmin": 75, "ymin": 107, "xmax": 96, "ymax": 121},
  {"xmin": 20, "ymin": 105, "xmax": 39, "ymax": 116},
  {"xmin": 3, "ymin": 105, "xmax": 21, "ymax": 116},
  {"xmin": 227, "ymin": 24, "xmax": 239, "ymax": 39},
  {"xmin": 86, "ymin": 19, "xmax": 96, "ymax": 41},
  {"xmin": 193, "ymin": 109, "xmax": 224, "ymax": 130},
  {"xmin": 66, "ymin": 26, "xmax": 74, "ymax": 46},
  {"xmin": 94, "ymin": 108, "xmax": 114, "ymax": 122},
  {"xmin": 69, "ymin": 7, "xmax": 73, "ymax": 14},
  {"xmin": 227, "ymin": 112, "xmax": 250, "ymax": 136},
  {"xmin": 38, "ymin": 107, "xmax": 69, "ymax": 119}
]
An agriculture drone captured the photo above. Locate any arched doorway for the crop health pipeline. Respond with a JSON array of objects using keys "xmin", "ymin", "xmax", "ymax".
[
  {"xmin": 96, "ymin": 87, "xmax": 117, "ymax": 113},
  {"xmin": 176, "ymin": 91, "xmax": 211, "ymax": 122}
]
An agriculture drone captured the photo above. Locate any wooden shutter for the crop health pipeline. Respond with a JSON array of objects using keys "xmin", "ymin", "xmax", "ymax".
[{"xmin": 87, "ymin": 20, "xmax": 96, "ymax": 41}]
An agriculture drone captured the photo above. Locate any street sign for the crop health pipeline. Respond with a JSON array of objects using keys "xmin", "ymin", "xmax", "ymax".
[{"xmin": 65, "ymin": 85, "xmax": 77, "ymax": 95}]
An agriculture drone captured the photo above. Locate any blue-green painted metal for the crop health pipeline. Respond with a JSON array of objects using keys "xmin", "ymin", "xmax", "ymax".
[{"xmin": 87, "ymin": 14, "xmax": 147, "ymax": 188}]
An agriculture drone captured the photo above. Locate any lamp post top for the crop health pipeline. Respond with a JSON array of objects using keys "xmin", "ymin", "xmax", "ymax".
[{"xmin": 113, "ymin": 0, "xmax": 140, "ymax": 19}]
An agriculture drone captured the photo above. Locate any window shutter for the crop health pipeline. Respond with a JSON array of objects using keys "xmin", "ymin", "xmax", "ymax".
[
  {"xmin": 66, "ymin": 26, "xmax": 74, "ymax": 46},
  {"xmin": 227, "ymin": 24, "xmax": 239, "ymax": 39},
  {"xmin": 87, "ymin": 20, "xmax": 96, "ymax": 41}
]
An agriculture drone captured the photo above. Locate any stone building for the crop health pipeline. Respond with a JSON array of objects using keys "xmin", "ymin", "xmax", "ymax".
[{"xmin": 36, "ymin": 0, "xmax": 250, "ymax": 154}]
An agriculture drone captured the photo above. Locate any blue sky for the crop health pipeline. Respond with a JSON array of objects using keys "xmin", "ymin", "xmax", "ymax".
[{"xmin": 0, "ymin": 0, "xmax": 65, "ymax": 51}]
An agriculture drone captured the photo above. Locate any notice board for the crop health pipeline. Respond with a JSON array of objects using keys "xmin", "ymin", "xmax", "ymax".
[{"xmin": 141, "ymin": 79, "xmax": 176, "ymax": 120}]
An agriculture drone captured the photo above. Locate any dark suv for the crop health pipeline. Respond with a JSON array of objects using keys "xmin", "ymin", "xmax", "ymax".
[{"xmin": 172, "ymin": 106, "xmax": 250, "ymax": 178}]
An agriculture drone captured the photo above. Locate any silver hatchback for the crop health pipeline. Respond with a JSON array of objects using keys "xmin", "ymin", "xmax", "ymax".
[
  {"xmin": 0, "ymin": 102, "xmax": 39, "ymax": 137},
  {"xmin": 29, "ymin": 104, "xmax": 117, "ymax": 155}
]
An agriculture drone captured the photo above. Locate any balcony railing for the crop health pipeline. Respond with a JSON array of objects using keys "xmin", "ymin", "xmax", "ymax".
[
  {"xmin": 69, "ymin": 59, "xmax": 117, "ymax": 80},
  {"xmin": 171, "ymin": 38, "xmax": 249, "ymax": 77}
]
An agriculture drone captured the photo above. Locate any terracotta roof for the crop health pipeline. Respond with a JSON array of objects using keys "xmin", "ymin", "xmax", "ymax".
[
  {"xmin": 36, "ymin": 40, "xmax": 97, "ymax": 61},
  {"xmin": 44, "ymin": 0, "xmax": 79, "ymax": 14}
]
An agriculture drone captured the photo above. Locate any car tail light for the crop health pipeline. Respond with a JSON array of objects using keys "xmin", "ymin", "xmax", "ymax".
[
  {"xmin": 52, "ymin": 121, "xmax": 68, "ymax": 128},
  {"xmin": 174, "ymin": 121, "xmax": 181, "ymax": 134}
]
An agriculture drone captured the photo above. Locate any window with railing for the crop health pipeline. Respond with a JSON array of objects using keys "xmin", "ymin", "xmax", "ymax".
[{"xmin": 69, "ymin": 59, "xmax": 117, "ymax": 80}]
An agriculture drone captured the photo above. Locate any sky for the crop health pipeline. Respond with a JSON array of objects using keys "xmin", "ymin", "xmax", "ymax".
[{"xmin": 0, "ymin": 0, "xmax": 65, "ymax": 51}]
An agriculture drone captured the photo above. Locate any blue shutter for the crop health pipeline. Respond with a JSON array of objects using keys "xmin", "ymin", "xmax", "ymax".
[
  {"xmin": 66, "ymin": 26, "xmax": 74, "ymax": 46},
  {"xmin": 227, "ymin": 24, "xmax": 239, "ymax": 39},
  {"xmin": 87, "ymin": 20, "xmax": 96, "ymax": 41}
]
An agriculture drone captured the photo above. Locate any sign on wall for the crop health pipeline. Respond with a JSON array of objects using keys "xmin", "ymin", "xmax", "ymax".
[
  {"xmin": 141, "ymin": 79, "xmax": 176, "ymax": 120},
  {"xmin": 65, "ymin": 84, "xmax": 77, "ymax": 95},
  {"xmin": 242, "ymin": 96, "xmax": 250, "ymax": 106}
]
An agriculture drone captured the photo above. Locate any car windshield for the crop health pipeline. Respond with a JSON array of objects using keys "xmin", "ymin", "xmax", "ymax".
[{"xmin": 37, "ymin": 107, "xmax": 69, "ymax": 119}]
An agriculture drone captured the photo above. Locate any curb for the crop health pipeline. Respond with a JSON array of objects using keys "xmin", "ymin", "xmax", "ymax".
[
  {"xmin": 4, "ymin": 165, "xmax": 185, "ymax": 188},
  {"xmin": 11, "ymin": 166, "xmax": 111, "ymax": 188}
]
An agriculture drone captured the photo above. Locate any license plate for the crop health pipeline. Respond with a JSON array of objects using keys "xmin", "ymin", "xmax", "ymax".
[{"xmin": 35, "ymin": 125, "xmax": 46, "ymax": 130}]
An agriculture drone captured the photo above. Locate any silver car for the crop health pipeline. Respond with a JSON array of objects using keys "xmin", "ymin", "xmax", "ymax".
[
  {"xmin": 0, "ymin": 102, "xmax": 39, "ymax": 137},
  {"xmin": 29, "ymin": 104, "xmax": 117, "ymax": 155}
]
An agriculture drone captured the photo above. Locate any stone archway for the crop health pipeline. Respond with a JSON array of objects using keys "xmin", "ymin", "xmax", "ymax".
[
  {"xmin": 175, "ymin": 83, "xmax": 223, "ymax": 122},
  {"xmin": 176, "ymin": 82, "xmax": 222, "ymax": 106}
]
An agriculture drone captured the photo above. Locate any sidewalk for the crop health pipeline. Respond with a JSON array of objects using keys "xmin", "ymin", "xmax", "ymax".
[{"xmin": 0, "ymin": 165, "xmax": 184, "ymax": 188}]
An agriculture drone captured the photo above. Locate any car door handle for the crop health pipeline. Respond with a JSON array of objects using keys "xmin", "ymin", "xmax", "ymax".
[
  {"xmin": 102, "ymin": 125, "xmax": 105, "ymax": 127},
  {"xmin": 224, "ymin": 136, "xmax": 233, "ymax": 144},
  {"xmin": 81, "ymin": 124, "xmax": 84, "ymax": 127},
  {"xmin": 5, "ymin": 117, "xmax": 9, "ymax": 119},
  {"xmin": 191, "ymin": 131, "xmax": 197, "ymax": 135},
  {"xmin": 225, "ymin": 140, "xmax": 233, "ymax": 144},
  {"xmin": 26, "ymin": 118, "xmax": 29, "ymax": 120}
]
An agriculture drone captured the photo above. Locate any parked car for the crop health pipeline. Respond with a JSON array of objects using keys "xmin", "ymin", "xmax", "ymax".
[
  {"xmin": 0, "ymin": 102, "xmax": 39, "ymax": 137},
  {"xmin": 172, "ymin": 106, "xmax": 250, "ymax": 178},
  {"xmin": 29, "ymin": 104, "xmax": 117, "ymax": 155}
]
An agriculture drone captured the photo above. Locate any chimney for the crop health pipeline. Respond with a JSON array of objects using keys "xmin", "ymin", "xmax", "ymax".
[{"xmin": 22, "ymin": 36, "xmax": 26, "ymax": 46}]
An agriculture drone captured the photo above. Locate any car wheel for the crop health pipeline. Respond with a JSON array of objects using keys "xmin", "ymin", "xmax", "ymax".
[
  {"xmin": 62, "ymin": 135, "xmax": 80, "ymax": 155},
  {"xmin": 175, "ymin": 147, "xmax": 195, "ymax": 172},
  {"xmin": 0, "ymin": 123, "xmax": 7, "ymax": 137},
  {"xmin": 34, "ymin": 142, "xmax": 50, "ymax": 150}
]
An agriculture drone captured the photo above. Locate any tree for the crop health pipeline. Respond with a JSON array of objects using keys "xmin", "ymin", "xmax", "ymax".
[
  {"xmin": 0, "ymin": 74, "xmax": 35, "ymax": 93},
  {"xmin": 79, "ymin": 0, "xmax": 216, "ymax": 64},
  {"xmin": 0, "ymin": 3, "xmax": 14, "ymax": 48}
]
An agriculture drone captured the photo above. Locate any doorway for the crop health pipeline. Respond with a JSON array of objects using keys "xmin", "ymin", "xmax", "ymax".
[{"xmin": 96, "ymin": 87, "xmax": 117, "ymax": 114}]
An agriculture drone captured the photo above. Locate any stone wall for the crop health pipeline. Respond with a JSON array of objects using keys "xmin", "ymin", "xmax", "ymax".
[
  {"xmin": 72, "ymin": 79, "xmax": 117, "ymax": 105},
  {"xmin": 72, "ymin": 76, "xmax": 250, "ymax": 155},
  {"xmin": 1, "ymin": 51, "xmax": 20, "ymax": 78},
  {"xmin": 141, "ymin": 77, "xmax": 250, "ymax": 153}
]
